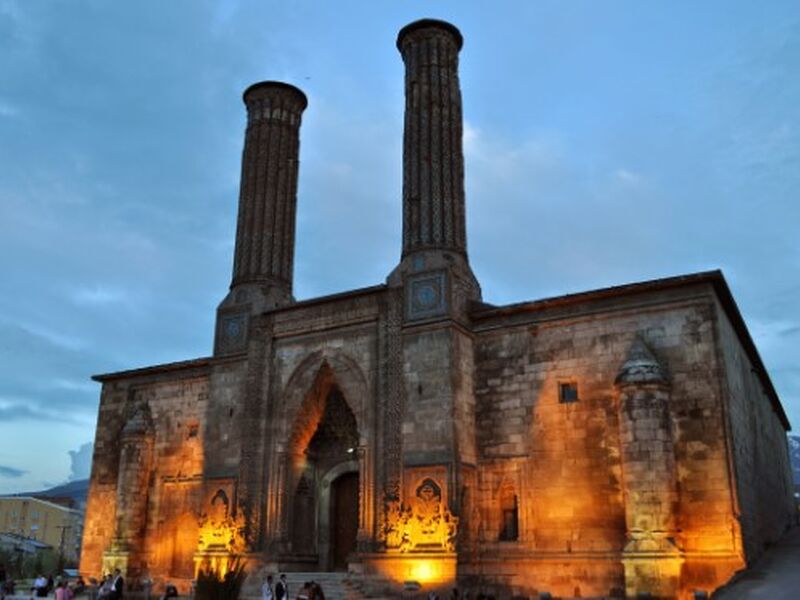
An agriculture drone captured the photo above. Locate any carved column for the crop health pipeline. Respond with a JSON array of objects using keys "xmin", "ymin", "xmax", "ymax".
[
  {"xmin": 103, "ymin": 406, "xmax": 154, "ymax": 579},
  {"xmin": 235, "ymin": 315, "xmax": 273, "ymax": 550},
  {"xmin": 275, "ymin": 452, "xmax": 291, "ymax": 545},
  {"xmin": 379, "ymin": 289, "xmax": 404, "ymax": 505},
  {"xmin": 356, "ymin": 446, "xmax": 369, "ymax": 542},
  {"xmin": 616, "ymin": 338, "xmax": 683, "ymax": 599}
]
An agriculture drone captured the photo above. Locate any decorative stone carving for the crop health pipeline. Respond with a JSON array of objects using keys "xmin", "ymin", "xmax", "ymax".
[
  {"xmin": 196, "ymin": 489, "xmax": 244, "ymax": 554},
  {"xmin": 406, "ymin": 271, "xmax": 448, "ymax": 320},
  {"xmin": 215, "ymin": 311, "xmax": 249, "ymax": 355},
  {"xmin": 382, "ymin": 479, "xmax": 458, "ymax": 553},
  {"xmin": 380, "ymin": 289, "xmax": 404, "ymax": 503},
  {"xmin": 194, "ymin": 489, "xmax": 245, "ymax": 577}
]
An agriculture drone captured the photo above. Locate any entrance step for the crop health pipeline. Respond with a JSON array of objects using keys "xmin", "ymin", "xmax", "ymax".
[{"xmin": 242, "ymin": 571, "xmax": 371, "ymax": 600}]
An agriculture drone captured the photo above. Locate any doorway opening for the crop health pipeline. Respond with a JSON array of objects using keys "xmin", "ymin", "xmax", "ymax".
[{"xmin": 330, "ymin": 471, "xmax": 359, "ymax": 571}]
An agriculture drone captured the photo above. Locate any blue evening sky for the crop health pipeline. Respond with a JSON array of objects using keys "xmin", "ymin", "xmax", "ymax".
[{"xmin": 1, "ymin": 1, "xmax": 798, "ymax": 493}]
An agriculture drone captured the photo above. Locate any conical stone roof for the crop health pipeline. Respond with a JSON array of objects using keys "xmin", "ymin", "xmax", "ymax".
[{"xmin": 615, "ymin": 337, "xmax": 669, "ymax": 385}]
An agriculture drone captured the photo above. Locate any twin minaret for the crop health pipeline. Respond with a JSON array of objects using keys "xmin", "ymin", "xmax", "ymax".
[
  {"xmin": 397, "ymin": 19, "xmax": 467, "ymax": 258},
  {"xmin": 231, "ymin": 81, "xmax": 308, "ymax": 308},
  {"xmin": 216, "ymin": 19, "xmax": 476, "ymax": 352}
]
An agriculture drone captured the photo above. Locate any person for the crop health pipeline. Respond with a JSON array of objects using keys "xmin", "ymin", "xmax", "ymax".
[
  {"xmin": 296, "ymin": 581, "xmax": 311, "ymax": 600},
  {"xmin": 74, "ymin": 577, "xmax": 87, "ymax": 595},
  {"xmin": 1, "ymin": 577, "xmax": 15, "ymax": 597},
  {"xmin": 33, "ymin": 574, "xmax": 48, "ymax": 597},
  {"xmin": 98, "ymin": 574, "xmax": 113, "ymax": 600},
  {"xmin": 56, "ymin": 581, "xmax": 74, "ymax": 600},
  {"xmin": 159, "ymin": 583, "xmax": 178, "ymax": 599},
  {"xmin": 262, "ymin": 574, "xmax": 274, "ymax": 600},
  {"xmin": 275, "ymin": 574, "xmax": 288, "ymax": 600},
  {"xmin": 86, "ymin": 577, "xmax": 99, "ymax": 600},
  {"xmin": 110, "ymin": 569, "xmax": 124, "ymax": 600},
  {"xmin": 310, "ymin": 581, "xmax": 324, "ymax": 600},
  {"xmin": 95, "ymin": 575, "xmax": 111, "ymax": 600},
  {"xmin": 141, "ymin": 572, "xmax": 152, "ymax": 600}
]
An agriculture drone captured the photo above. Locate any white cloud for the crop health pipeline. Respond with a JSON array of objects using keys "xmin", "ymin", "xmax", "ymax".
[
  {"xmin": 19, "ymin": 322, "xmax": 87, "ymax": 352},
  {"xmin": 67, "ymin": 441, "xmax": 93, "ymax": 482},
  {"xmin": 50, "ymin": 378, "xmax": 97, "ymax": 393},
  {"xmin": 614, "ymin": 168, "xmax": 644, "ymax": 186},
  {"xmin": 70, "ymin": 285, "xmax": 127, "ymax": 307}
]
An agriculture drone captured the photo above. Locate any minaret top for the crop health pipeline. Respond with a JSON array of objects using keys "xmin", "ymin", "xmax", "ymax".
[
  {"xmin": 397, "ymin": 18, "xmax": 463, "ymax": 51},
  {"xmin": 243, "ymin": 81, "xmax": 308, "ymax": 109}
]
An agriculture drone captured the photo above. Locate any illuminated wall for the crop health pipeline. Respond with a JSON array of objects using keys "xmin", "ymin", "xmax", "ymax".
[
  {"xmin": 79, "ymin": 15, "xmax": 793, "ymax": 600},
  {"xmin": 469, "ymin": 291, "xmax": 755, "ymax": 598}
]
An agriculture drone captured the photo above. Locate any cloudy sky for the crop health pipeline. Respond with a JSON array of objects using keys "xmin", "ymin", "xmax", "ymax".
[{"xmin": 1, "ymin": 1, "xmax": 798, "ymax": 493}]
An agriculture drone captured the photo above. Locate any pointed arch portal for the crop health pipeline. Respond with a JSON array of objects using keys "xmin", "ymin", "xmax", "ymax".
[{"xmin": 278, "ymin": 356, "xmax": 367, "ymax": 571}]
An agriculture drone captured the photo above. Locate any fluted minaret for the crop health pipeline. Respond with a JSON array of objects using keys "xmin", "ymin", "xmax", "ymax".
[
  {"xmin": 389, "ymin": 19, "xmax": 480, "ymax": 313},
  {"xmin": 216, "ymin": 81, "xmax": 307, "ymax": 354},
  {"xmin": 398, "ymin": 19, "xmax": 466, "ymax": 257},
  {"xmin": 232, "ymin": 81, "xmax": 307, "ymax": 302}
]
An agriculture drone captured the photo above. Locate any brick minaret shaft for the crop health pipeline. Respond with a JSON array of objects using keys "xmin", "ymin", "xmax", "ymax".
[
  {"xmin": 231, "ymin": 81, "xmax": 307, "ymax": 307},
  {"xmin": 398, "ymin": 19, "xmax": 467, "ymax": 258}
]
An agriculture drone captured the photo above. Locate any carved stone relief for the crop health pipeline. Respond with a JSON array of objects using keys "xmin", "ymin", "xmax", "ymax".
[{"xmin": 382, "ymin": 478, "xmax": 458, "ymax": 553}]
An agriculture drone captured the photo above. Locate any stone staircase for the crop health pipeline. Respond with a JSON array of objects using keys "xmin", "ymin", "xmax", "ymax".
[{"xmin": 242, "ymin": 571, "xmax": 365, "ymax": 600}]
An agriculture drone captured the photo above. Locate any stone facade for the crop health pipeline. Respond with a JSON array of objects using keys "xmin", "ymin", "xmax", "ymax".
[{"xmin": 80, "ymin": 19, "xmax": 794, "ymax": 600}]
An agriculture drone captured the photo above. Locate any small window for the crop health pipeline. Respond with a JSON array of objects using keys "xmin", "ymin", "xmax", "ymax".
[
  {"xmin": 559, "ymin": 382, "xmax": 578, "ymax": 403},
  {"xmin": 499, "ymin": 492, "xmax": 519, "ymax": 541}
]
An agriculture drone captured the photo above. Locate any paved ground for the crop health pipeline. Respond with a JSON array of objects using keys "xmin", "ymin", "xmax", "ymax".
[
  {"xmin": 5, "ymin": 530, "xmax": 800, "ymax": 600},
  {"xmin": 713, "ymin": 526, "xmax": 800, "ymax": 599}
]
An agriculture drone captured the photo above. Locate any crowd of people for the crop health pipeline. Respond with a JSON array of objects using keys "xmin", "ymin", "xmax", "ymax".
[
  {"xmin": 261, "ymin": 573, "xmax": 326, "ymax": 600},
  {"xmin": 0, "ymin": 565, "xmax": 178, "ymax": 600},
  {"xmin": 0, "ymin": 564, "xmax": 477, "ymax": 600},
  {"xmin": 0, "ymin": 569, "xmax": 87, "ymax": 599}
]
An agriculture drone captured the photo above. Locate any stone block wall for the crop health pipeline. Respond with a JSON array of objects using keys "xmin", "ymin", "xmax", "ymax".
[
  {"xmin": 80, "ymin": 273, "xmax": 791, "ymax": 599},
  {"xmin": 80, "ymin": 366, "xmax": 213, "ymax": 583},
  {"xmin": 714, "ymin": 297, "xmax": 794, "ymax": 563},
  {"xmin": 470, "ymin": 283, "xmax": 743, "ymax": 597},
  {"xmin": 402, "ymin": 327, "xmax": 457, "ymax": 462},
  {"xmin": 204, "ymin": 360, "xmax": 249, "ymax": 478}
]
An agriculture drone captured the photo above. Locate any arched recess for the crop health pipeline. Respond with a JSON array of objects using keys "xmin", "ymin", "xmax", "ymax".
[
  {"xmin": 279, "ymin": 350, "xmax": 370, "ymax": 453},
  {"xmin": 497, "ymin": 479, "xmax": 519, "ymax": 542},
  {"xmin": 268, "ymin": 349, "xmax": 374, "ymax": 568}
]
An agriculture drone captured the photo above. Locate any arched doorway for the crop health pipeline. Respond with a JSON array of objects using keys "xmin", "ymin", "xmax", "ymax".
[
  {"xmin": 287, "ymin": 384, "xmax": 360, "ymax": 570},
  {"xmin": 330, "ymin": 471, "xmax": 359, "ymax": 570}
]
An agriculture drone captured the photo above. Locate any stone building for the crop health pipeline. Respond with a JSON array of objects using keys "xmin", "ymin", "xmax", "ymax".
[{"xmin": 80, "ymin": 19, "xmax": 794, "ymax": 599}]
